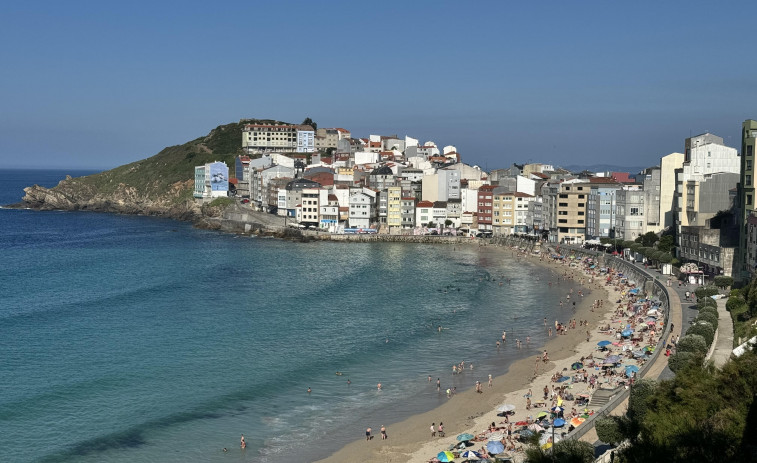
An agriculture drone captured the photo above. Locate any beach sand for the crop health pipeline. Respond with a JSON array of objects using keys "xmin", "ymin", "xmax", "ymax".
[{"xmin": 316, "ymin": 244, "xmax": 643, "ymax": 463}]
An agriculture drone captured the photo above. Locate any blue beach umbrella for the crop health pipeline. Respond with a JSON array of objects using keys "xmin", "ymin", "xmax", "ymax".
[
  {"xmin": 597, "ymin": 340, "xmax": 612, "ymax": 347},
  {"xmin": 456, "ymin": 433, "xmax": 474, "ymax": 442},
  {"xmin": 621, "ymin": 329, "xmax": 633, "ymax": 337},
  {"xmin": 571, "ymin": 362, "xmax": 583, "ymax": 370},
  {"xmin": 437, "ymin": 450, "xmax": 456, "ymax": 462},
  {"xmin": 553, "ymin": 418, "xmax": 566, "ymax": 427},
  {"xmin": 625, "ymin": 365, "xmax": 640, "ymax": 375},
  {"xmin": 486, "ymin": 440, "xmax": 505, "ymax": 455},
  {"xmin": 556, "ymin": 376, "xmax": 570, "ymax": 382},
  {"xmin": 460, "ymin": 450, "xmax": 481, "ymax": 461}
]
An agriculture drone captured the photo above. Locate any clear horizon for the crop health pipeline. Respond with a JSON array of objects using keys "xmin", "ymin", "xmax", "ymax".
[{"xmin": 2, "ymin": 1, "xmax": 756, "ymax": 171}]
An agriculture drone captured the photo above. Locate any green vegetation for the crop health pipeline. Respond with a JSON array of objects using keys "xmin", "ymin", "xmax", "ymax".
[
  {"xmin": 612, "ymin": 349, "xmax": 757, "ymax": 463},
  {"xmin": 726, "ymin": 282, "xmax": 757, "ymax": 346},
  {"xmin": 54, "ymin": 119, "xmax": 289, "ymax": 201},
  {"xmin": 524, "ymin": 438, "xmax": 595, "ymax": 463},
  {"xmin": 715, "ymin": 276, "xmax": 734, "ymax": 289},
  {"xmin": 657, "ymin": 235, "xmax": 674, "ymax": 253},
  {"xmin": 677, "ymin": 334, "xmax": 708, "ymax": 355},
  {"xmin": 596, "ymin": 416, "xmax": 624, "ymax": 445},
  {"xmin": 637, "ymin": 231, "xmax": 659, "ymax": 247},
  {"xmin": 695, "ymin": 286, "xmax": 719, "ymax": 300},
  {"xmin": 209, "ymin": 197, "xmax": 233, "ymax": 208}
]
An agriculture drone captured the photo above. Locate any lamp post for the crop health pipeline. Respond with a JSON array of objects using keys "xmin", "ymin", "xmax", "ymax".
[{"xmin": 551, "ymin": 417, "xmax": 565, "ymax": 460}]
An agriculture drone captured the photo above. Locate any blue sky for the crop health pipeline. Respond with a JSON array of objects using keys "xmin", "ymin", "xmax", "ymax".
[{"xmin": 1, "ymin": 1, "xmax": 755, "ymax": 171}]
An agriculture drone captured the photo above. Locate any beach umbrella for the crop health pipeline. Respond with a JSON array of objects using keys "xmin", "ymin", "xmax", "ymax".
[
  {"xmin": 551, "ymin": 406, "xmax": 563, "ymax": 413},
  {"xmin": 437, "ymin": 451, "xmax": 455, "ymax": 462},
  {"xmin": 553, "ymin": 418, "xmax": 566, "ymax": 427},
  {"xmin": 570, "ymin": 416, "xmax": 586, "ymax": 427},
  {"xmin": 625, "ymin": 365, "xmax": 639, "ymax": 375},
  {"xmin": 621, "ymin": 329, "xmax": 633, "ymax": 337},
  {"xmin": 536, "ymin": 411, "xmax": 549, "ymax": 419},
  {"xmin": 604, "ymin": 355, "xmax": 622, "ymax": 364},
  {"xmin": 486, "ymin": 441, "xmax": 505, "ymax": 455},
  {"xmin": 541, "ymin": 442, "xmax": 553, "ymax": 450},
  {"xmin": 597, "ymin": 340, "xmax": 612, "ymax": 347},
  {"xmin": 497, "ymin": 403, "xmax": 516, "ymax": 413},
  {"xmin": 488, "ymin": 432, "xmax": 505, "ymax": 441},
  {"xmin": 460, "ymin": 450, "xmax": 480, "ymax": 461},
  {"xmin": 571, "ymin": 362, "xmax": 583, "ymax": 370},
  {"xmin": 556, "ymin": 376, "xmax": 570, "ymax": 382},
  {"xmin": 456, "ymin": 433, "xmax": 474, "ymax": 442},
  {"xmin": 643, "ymin": 345, "xmax": 655, "ymax": 352}
]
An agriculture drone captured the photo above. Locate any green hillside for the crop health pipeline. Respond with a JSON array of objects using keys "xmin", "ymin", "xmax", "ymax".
[{"xmin": 70, "ymin": 118, "xmax": 289, "ymax": 201}]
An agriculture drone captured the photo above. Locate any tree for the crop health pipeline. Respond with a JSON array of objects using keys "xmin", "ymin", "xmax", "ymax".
[
  {"xmin": 687, "ymin": 322, "xmax": 715, "ymax": 347},
  {"xmin": 301, "ymin": 117, "xmax": 317, "ymax": 130},
  {"xmin": 659, "ymin": 252, "xmax": 673, "ymax": 264},
  {"xmin": 524, "ymin": 438, "xmax": 595, "ymax": 463},
  {"xmin": 713, "ymin": 275, "xmax": 734, "ymax": 289},
  {"xmin": 444, "ymin": 219, "xmax": 453, "ymax": 227},
  {"xmin": 696, "ymin": 311, "xmax": 719, "ymax": 330},
  {"xmin": 695, "ymin": 286, "xmax": 719, "ymax": 300},
  {"xmin": 640, "ymin": 231, "xmax": 659, "ymax": 247},
  {"xmin": 596, "ymin": 416, "xmax": 625, "ymax": 445},
  {"xmin": 668, "ymin": 351, "xmax": 697, "ymax": 373},
  {"xmin": 657, "ymin": 235, "xmax": 674, "ymax": 253},
  {"xmin": 677, "ymin": 334, "xmax": 708, "ymax": 355},
  {"xmin": 622, "ymin": 240, "xmax": 636, "ymax": 249}
]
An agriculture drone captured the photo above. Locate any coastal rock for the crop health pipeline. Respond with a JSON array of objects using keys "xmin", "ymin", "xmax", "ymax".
[{"xmin": 21, "ymin": 176, "xmax": 202, "ymax": 221}]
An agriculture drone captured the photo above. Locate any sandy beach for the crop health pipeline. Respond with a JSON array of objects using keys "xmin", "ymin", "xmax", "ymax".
[{"xmin": 316, "ymin": 243, "xmax": 656, "ymax": 463}]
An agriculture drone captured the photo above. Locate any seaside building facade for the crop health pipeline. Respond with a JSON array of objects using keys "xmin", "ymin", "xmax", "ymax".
[{"xmin": 194, "ymin": 161, "xmax": 229, "ymax": 199}]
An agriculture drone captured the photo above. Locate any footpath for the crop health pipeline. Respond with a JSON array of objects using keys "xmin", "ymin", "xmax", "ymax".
[{"xmin": 578, "ymin": 258, "xmax": 735, "ymax": 451}]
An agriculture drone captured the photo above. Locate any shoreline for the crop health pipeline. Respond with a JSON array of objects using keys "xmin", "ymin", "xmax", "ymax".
[{"xmin": 316, "ymin": 245, "xmax": 624, "ymax": 463}]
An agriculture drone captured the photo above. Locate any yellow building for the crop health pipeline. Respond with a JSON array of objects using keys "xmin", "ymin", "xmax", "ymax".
[
  {"xmin": 556, "ymin": 182, "xmax": 590, "ymax": 244},
  {"xmin": 387, "ymin": 186, "xmax": 403, "ymax": 230}
]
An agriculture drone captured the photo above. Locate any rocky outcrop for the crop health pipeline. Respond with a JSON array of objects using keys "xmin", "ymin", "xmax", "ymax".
[{"xmin": 20, "ymin": 176, "xmax": 202, "ymax": 221}]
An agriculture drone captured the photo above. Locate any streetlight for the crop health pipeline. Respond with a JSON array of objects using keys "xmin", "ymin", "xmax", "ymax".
[{"xmin": 551, "ymin": 417, "xmax": 565, "ymax": 460}]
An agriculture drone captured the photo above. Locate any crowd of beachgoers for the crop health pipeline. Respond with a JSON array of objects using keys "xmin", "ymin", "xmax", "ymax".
[{"xmin": 416, "ymin": 247, "xmax": 667, "ymax": 463}]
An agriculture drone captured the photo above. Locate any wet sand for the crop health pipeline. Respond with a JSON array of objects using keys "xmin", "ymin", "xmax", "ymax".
[{"xmin": 316, "ymin": 244, "xmax": 633, "ymax": 463}]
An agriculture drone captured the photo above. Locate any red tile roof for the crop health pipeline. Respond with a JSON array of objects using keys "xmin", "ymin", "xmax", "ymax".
[{"xmin": 417, "ymin": 200, "xmax": 434, "ymax": 207}]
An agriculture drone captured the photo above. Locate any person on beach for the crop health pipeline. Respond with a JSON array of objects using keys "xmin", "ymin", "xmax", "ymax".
[
  {"xmin": 366, "ymin": 427, "xmax": 372, "ymax": 440},
  {"xmin": 488, "ymin": 374, "xmax": 493, "ymax": 387},
  {"xmin": 431, "ymin": 423, "xmax": 436, "ymax": 437},
  {"xmin": 241, "ymin": 434, "xmax": 246, "ymax": 449},
  {"xmin": 377, "ymin": 382, "xmax": 382, "ymax": 390},
  {"xmin": 380, "ymin": 425, "xmax": 387, "ymax": 440},
  {"xmin": 438, "ymin": 422, "xmax": 445, "ymax": 437}
]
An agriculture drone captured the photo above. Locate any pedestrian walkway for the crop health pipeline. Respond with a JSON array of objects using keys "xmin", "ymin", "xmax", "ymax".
[{"xmin": 709, "ymin": 298, "xmax": 734, "ymax": 368}]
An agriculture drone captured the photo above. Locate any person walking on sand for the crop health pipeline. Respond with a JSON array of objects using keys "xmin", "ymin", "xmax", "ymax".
[
  {"xmin": 437, "ymin": 378, "xmax": 441, "ymax": 391},
  {"xmin": 381, "ymin": 425, "xmax": 387, "ymax": 440},
  {"xmin": 431, "ymin": 423, "xmax": 436, "ymax": 437},
  {"xmin": 366, "ymin": 427, "xmax": 372, "ymax": 440},
  {"xmin": 488, "ymin": 374, "xmax": 493, "ymax": 387}
]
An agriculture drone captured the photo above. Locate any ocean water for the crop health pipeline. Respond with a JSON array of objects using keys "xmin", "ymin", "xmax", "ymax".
[{"xmin": 0, "ymin": 169, "xmax": 581, "ymax": 463}]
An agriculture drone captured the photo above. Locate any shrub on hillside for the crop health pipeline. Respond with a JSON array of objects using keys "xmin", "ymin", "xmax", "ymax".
[
  {"xmin": 714, "ymin": 276, "xmax": 734, "ymax": 289},
  {"xmin": 686, "ymin": 322, "xmax": 715, "ymax": 347},
  {"xmin": 677, "ymin": 334, "xmax": 708, "ymax": 355},
  {"xmin": 726, "ymin": 294, "xmax": 745, "ymax": 312},
  {"xmin": 668, "ymin": 351, "xmax": 698, "ymax": 373}
]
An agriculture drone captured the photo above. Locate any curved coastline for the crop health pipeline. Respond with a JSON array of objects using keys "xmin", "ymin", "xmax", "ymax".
[{"xmin": 316, "ymin": 243, "xmax": 616, "ymax": 463}]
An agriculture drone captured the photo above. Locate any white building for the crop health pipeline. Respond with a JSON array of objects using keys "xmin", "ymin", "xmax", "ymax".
[
  {"xmin": 194, "ymin": 161, "xmax": 229, "ymax": 199},
  {"xmin": 348, "ymin": 188, "xmax": 378, "ymax": 228},
  {"xmin": 242, "ymin": 124, "xmax": 315, "ymax": 154}
]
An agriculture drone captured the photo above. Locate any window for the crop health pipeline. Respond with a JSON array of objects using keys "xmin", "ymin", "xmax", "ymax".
[
  {"xmin": 749, "ymin": 160, "xmax": 753, "ymax": 170},
  {"xmin": 578, "ymin": 203, "xmax": 585, "ymax": 207},
  {"xmin": 748, "ymin": 175, "xmax": 752, "ymax": 185},
  {"xmin": 559, "ymin": 203, "xmax": 568, "ymax": 207},
  {"xmin": 748, "ymin": 145, "xmax": 753, "ymax": 157}
]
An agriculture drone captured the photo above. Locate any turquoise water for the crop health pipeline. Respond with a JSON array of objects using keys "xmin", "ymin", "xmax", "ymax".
[{"xmin": 0, "ymin": 170, "xmax": 580, "ymax": 462}]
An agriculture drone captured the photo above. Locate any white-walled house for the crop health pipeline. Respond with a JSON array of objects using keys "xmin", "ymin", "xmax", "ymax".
[
  {"xmin": 348, "ymin": 187, "xmax": 378, "ymax": 228},
  {"xmin": 355, "ymin": 151, "xmax": 380, "ymax": 165}
]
